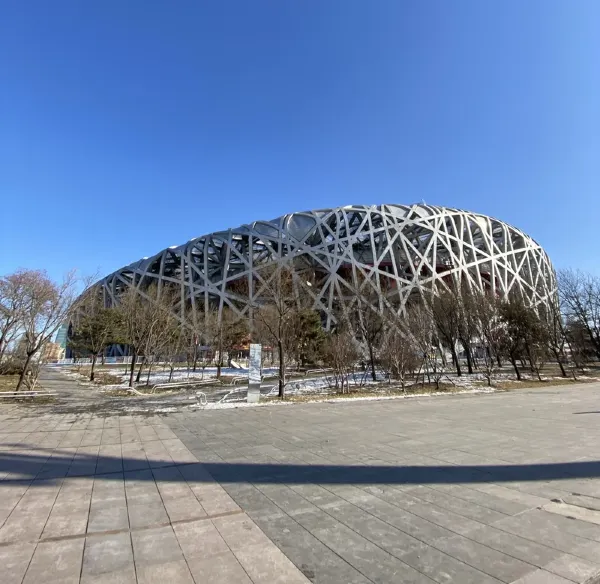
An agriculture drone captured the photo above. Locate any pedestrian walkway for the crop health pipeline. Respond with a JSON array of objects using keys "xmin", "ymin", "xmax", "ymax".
[
  {"xmin": 0, "ymin": 409, "xmax": 309, "ymax": 584},
  {"xmin": 4, "ymin": 371, "xmax": 600, "ymax": 583},
  {"xmin": 168, "ymin": 382, "xmax": 600, "ymax": 584}
]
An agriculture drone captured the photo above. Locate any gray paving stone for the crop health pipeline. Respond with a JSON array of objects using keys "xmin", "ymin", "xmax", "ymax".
[
  {"xmin": 407, "ymin": 485, "xmax": 510, "ymax": 525},
  {"xmin": 87, "ymin": 502, "xmax": 129, "ymax": 533},
  {"xmin": 187, "ymin": 550, "xmax": 253, "ymax": 584},
  {"xmin": 23, "ymin": 538, "xmax": 85, "ymax": 584},
  {"xmin": 213, "ymin": 513, "xmax": 273, "ymax": 550},
  {"xmin": 462, "ymin": 524, "xmax": 560, "ymax": 567},
  {"xmin": 234, "ymin": 541, "xmax": 312, "ymax": 583},
  {"xmin": 432, "ymin": 533, "xmax": 536, "ymax": 582},
  {"xmin": 511, "ymin": 569, "xmax": 574, "ymax": 583},
  {"xmin": 492, "ymin": 512, "xmax": 597, "ymax": 558},
  {"xmin": 161, "ymin": 491, "xmax": 207, "ymax": 522},
  {"xmin": 0, "ymin": 542, "xmax": 37, "ymax": 584},
  {"xmin": 401, "ymin": 544, "xmax": 503, "ymax": 584},
  {"xmin": 127, "ymin": 500, "xmax": 170, "ymax": 529},
  {"xmin": 293, "ymin": 508, "xmax": 434, "ymax": 583},
  {"xmin": 256, "ymin": 483, "xmax": 320, "ymax": 515},
  {"xmin": 174, "ymin": 519, "xmax": 229, "ymax": 559},
  {"xmin": 136, "ymin": 560, "xmax": 195, "ymax": 584},
  {"xmin": 82, "ymin": 532, "xmax": 134, "ymax": 576},
  {"xmin": 253, "ymin": 512, "xmax": 371, "ymax": 584},
  {"xmin": 42, "ymin": 506, "xmax": 89, "ymax": 538},
  {"xmin": 363, "ymin": 484, "xmax": 486, "ymax": 536},
  {"xmin": 131, "ymin": 525, "xmax": 184, "ymax": 566},
  {"xmin": 323, "ymin": 500, "xmax": 429, "ymax": 558},
  {"xmin": 544, "ymin": 553, "xmax": 600, "ymax": 583}
]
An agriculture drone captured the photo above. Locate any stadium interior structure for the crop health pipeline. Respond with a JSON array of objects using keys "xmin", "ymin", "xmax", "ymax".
[{"xmin": 95, "ymin": 204, "xmax": 555, "ymax": 330}]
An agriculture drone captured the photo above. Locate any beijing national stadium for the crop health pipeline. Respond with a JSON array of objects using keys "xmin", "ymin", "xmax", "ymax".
[{"xmin": 94, "ymin": 204, "xmax": 556, "ymax": 328}]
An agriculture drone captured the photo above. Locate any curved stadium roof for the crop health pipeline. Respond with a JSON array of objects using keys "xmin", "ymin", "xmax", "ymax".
[{"xmin": 97, "ymin": 203, "xmax": 556, "ymax": 329}]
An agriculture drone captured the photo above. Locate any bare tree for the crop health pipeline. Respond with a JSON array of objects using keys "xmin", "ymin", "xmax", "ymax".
[
  {"xmin": 1, "ymin": 269, "xmax": 48, "ymax": 362},
  {"xmin": 404, "ymin": 301, "xmax": 440, "ymax": 387},
  {"xmin": 499, "ymin": 296, "xmax": 545, "ymax": 381},
  {"xmin": 69, "ymin": 290, "xmax": 123, "ymax": 381},
  {"xmin": 457, "ymin": 288, "xmax": 480, "ymax": 374},
  {"xmin": 473, "ymin": 293, "xmax": 505, "ymax": 386},
  {"xmin": 117, "ymin": 284, "xmax": 178, "ymax": 388},
  {"xmin": 322, "ymin": 325, "xmax": 360, "ymax": 393},
  {"xmin": 14, "ymin": 270, "xmax": 78, "ymax": 391},
  {"xmin": 564, "ymin": 318, "xmax": 596, "ymax": 370},
  {"xmin": 205, "ymin": 307, "xmax": 248, "ymax": 379},
  {"xmin": 558, "ymin": 269, "xmax": 600, "ymax": 359},
  {"xmin": 539, "ymin": 300, "xmax": 568, "ymax": 377},
  {"xmin": 252, "ymin": 263, "xmax": 311, "ymax": 398},
  {"xmin": 431, "ymin": 288, "xmax": 462, "ymax": 376},
  {"xmin": 161, "ymin": 325, "xmax": 187, "ymax": 383},
  {"xmin": 348, "ymin": 274, "xmax": 387, "ymax": 382},
  {"xmin": 379, "ymin": 321, "xmax": 420, "ymax": 391}
]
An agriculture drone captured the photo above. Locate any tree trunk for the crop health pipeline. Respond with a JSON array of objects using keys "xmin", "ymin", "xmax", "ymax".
[
  {"xmin": 136, "ymin": 360, "xmax": 144, "ymax": 383},
  {"xmin": 278, "ymin": 340, "xmax": 285, "ymax": 398},
  {"xmin": 192, "ymin": 343, "xmax": 198, "ymax": 372},
  {"xmin": 553, "ymin": 349, "xmax": 567, "ymax": 377},
  {"xmin": 146, "ymin": 362, "xmax": 153, "ymax": 385},
  {"xmin": 90, "ymin": 353, "xmax": 97, "ymax": 381},
  {"xmin": 368, "ymin": 345, "xmax": 377, "ymax": 381},
  {"xmin": 462, "ymin": 341, "xmax": 473, "ymax": 374},
  {"xmin": 168, "ymin": 366, "xmax": 174, "ymax": 383},
  {"xmin": 525, "ymin": 344, "xmax": 535, "ymax": 374},
  {"xmin": 128, "ymin": 350, "xmax": 137, "ymax": 387},
  {"xmin": 15, "ymin": 352, "xmax": 35, "ymax": 392},
  {"xmin": 451, "ymin": 347, "xmax": 462, "ymax": 376},
  {"xmin": 216, "ymin": 333, "xmax": 223, "ymax": 379},
  {"xmin": 510, "ymin": 355, "xmax": 521, "ymax": 380}
]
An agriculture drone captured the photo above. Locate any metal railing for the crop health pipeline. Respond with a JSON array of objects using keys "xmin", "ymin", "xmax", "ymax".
[
  {"xmin": 0, "ymin": 391, "xmax": 58, "ymax": 399},
  {"xmin": 150, "ymin": 379, "xmax": 215, "ymax": 392}
]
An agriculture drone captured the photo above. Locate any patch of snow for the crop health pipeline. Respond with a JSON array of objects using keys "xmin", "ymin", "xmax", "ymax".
[{"xmin": 189, "ymin": 386, "xmax": 497, "ymax": 411}]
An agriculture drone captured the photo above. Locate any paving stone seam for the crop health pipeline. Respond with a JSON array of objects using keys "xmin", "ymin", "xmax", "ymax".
[
  {"xmin": 211, "ymin": 516, "xmax": 266, "ymax": 584},
  {"xmin": 319, "ymin": 482, "xmax": 513, "ymax": 582},
  {"xmin": 0, "ymin": 508, "xmax": 240, "ymax": 547},
  {"xmin": 251, "ymin": 480, "xmax": 410, "ymax": 584},
  {"xmin": 326, "ymin": 479, "xmax": 600, "ymax": 566},
  {"xmin": 174, "ymin": 429, "xmax": 379, "ymax": 584},
  {"xmin": 315, "ymin": 482, "xmax": 540, "ymax": 582},
  {"xmin": 369, "ymin": 481, "xmax": 515, "ymax": 525},
  {"xmin": 417, "ymin": 497, "xmax": 557, "ymax": 566}
]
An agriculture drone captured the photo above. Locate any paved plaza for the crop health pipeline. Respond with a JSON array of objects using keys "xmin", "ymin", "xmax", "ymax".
[{"xmin": 2, "ymin": 373, "xmax": 600, "ymax": 583}]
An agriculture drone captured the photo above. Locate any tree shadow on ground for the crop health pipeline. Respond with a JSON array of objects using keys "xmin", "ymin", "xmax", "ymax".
[{"xmin": 1, "ymin": 447, "xmax": 600, "ymax": 487}]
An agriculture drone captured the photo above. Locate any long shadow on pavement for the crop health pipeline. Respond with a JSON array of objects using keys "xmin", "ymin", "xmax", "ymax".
[{"xmin": 2, "ymin": 448, "xmax": 600, "ymax": 486}]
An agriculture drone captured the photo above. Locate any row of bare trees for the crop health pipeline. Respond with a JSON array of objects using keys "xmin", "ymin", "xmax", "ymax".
[
  {"xmin": 67, "ymin": 266, "xmax": 600, "ymax": 395},
  {"xmin": 4, "ymin": 264, "xmax": 598, "ymax": 395}
]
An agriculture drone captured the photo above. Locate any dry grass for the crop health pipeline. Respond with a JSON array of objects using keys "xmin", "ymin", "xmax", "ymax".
[
  {"xmin": 68, "ymin": 367, "xmax": 124, "ymax": 386},
  {"xmin": 0, "ymin": 375, "xmax": 18, "ymax": 392},
  {"xmin": 101, "ymin": 389, "xmax": 133, "ymax": 397},
  {"xmin": 494, "ymin": 377, "xmax": 588, "ymax": 390}
]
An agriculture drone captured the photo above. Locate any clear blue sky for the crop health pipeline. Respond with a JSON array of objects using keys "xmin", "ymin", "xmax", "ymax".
[{"xmin": 1, "ymin": 1, "xmax": 599, "ymax": 281}]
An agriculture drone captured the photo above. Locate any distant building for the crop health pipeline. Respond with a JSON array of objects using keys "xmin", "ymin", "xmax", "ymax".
[
  {"xmin": 54, "ymin": 323, "xmax": 71, "ymax": 359},
  {"xmin": 42, "ymin": 341, "xmax": 64, "ymax": 362}
]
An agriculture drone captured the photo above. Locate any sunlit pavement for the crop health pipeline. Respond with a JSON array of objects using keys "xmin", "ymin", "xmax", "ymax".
[
  {"xmin": 0, "ymin": 408, "xmax": 309, "ymax": 583},
  {"xmin": 2, "ymin": 374, "xmax": 600, "ymax": 583}
]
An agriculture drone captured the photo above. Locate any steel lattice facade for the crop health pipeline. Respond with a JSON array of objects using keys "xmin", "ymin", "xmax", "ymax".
[{"xmin": 97, "ymin": 204, "xmax": 556, "ymax": 329}]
